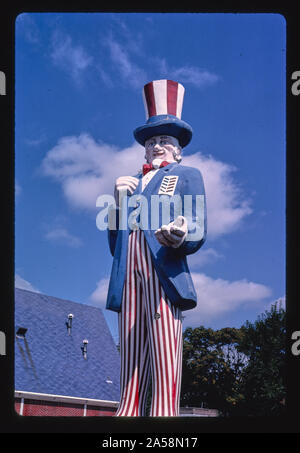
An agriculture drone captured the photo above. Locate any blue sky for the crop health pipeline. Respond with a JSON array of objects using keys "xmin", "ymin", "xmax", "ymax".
[{"xmin": 15, "ymin": 12, "xmax": 286, "ymax": 344}]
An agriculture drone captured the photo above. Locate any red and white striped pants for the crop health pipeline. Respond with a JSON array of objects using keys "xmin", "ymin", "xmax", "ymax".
[{"xmin": 115, "ymin": 229, "xmax": 183, "ymax": 417}]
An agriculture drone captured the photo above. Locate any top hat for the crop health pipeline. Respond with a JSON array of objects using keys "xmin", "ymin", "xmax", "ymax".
[{"xmin": 133, "ymin": 79, "xmax": 193, "ymax": 148}]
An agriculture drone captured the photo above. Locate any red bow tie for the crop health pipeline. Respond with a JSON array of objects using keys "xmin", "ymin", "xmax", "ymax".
[{"xmin": 142, "ymin": 161, "xmax": 170, "ymax": 176}]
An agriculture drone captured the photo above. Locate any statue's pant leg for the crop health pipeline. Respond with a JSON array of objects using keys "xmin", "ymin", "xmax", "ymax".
[{"xmin": 115, "ymin": 230, "xmax": 183, "ymax": 417}]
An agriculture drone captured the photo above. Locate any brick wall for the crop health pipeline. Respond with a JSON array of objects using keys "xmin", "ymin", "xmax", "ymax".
[
  {"xmin": 15, "ymin": 397, "xmax": 116, "ymax": 417},
  {"xmin": 15, "ymin": 396, "xmax": 218, "ymax": 417}
]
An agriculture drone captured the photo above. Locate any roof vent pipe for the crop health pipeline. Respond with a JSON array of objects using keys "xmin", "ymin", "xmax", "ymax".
[
  {"xmin": 16, "ymin": 327, "xmax": 28, "ymax": 339},
  {"xmin": 81, "ymin": 339, "xmax": 88, "ymax": 359},
  {"xmin": 66, "ymin": 314, "xmax": 74, "ymax": 335}
]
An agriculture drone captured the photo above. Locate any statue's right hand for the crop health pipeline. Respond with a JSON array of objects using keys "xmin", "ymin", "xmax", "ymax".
[{"xmin": 114, "ymin": 176, "xmax": 139, "ymax": 204}]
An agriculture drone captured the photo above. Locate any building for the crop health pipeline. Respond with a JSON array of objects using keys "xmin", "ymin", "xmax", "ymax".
[
  {"xmin": 179, "ymin": 407, "xmax": 219, "ymax": 417},
  {"xmin": 14, "ymin": 288, "xmax": 120, "ymax": 416},
  {"xmin": 15, "ymin": 287, "xmax": 219, "ymax": 418}
]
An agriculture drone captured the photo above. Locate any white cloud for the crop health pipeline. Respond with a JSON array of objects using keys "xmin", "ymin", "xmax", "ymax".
[
  {"xmin": 42, "ymin": 215, "xmax": 83, "ymax": 248},
  {"xmin": 156, "ymin": 58, "xmax": 219, "ymax": 88},
  {"xmin": 265, "ymin": 295, "xmax": 286, "ymax": 311},
  {"xmin": 182, "ymin": 272, "xmax": 272, "ymax": 328},
  {"xmin": 41, "ymin": 134, "xmax": 252, "ymax": 237},
  {"xmin": 89, "ymin": 272, "xmax": 271, "ymax": 329},
  {"xmin": 89, "ymin": 277, "xmax": 110, "ymax": 309},
  {"xmin": 15, "ymin": 181, "xmax": 22, "ymax": 198},
  {"xmin": 97, "ymin": 67, "xmax": 114, "ymax": 88},
  {"xmin": 41, "ymin": 133, "xmax": 144, "ymax": 211},
  {"xmin": 188, "ymin": 247, "xmax": 224, "ymax": 269},
  {"xmin": 172, "ymin": 66, "xmax": 219, "ymax": 87},
  {"xmin": 184, "ymin": 152, "xmax": 252, "ymax": 238},
  {"xmin": 104, "ymin": 35, "xmax": 147, "ymax": 89},
  {"xmin": 101, "ymin": 28, "xmax": 218, "ymax": 91},
  {"xmin": 15, "ymin": 274, "xmax": 40, "ymax": 293},
  {"xmin": 16, "ymin": 13, "xmax": 40, "ymax": 44},
  {"xmin": 50, "ymin": 30, "xmax": 93, "ymax": 82},
  {"xmin": 24, "ymin": 135, "xmax": 47, "ymax": 147},
  {"xmin": 45, "ymin": 228, "xmax": 83, "ymax": 248}
]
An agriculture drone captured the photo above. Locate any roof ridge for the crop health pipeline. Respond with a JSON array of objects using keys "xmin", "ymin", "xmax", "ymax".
[{"xmin": 15, "ymin": 287, "xmax": 102, "ymax": 311}]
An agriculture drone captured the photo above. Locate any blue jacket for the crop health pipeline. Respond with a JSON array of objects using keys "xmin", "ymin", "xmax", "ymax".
[{"xmin": 105, "ymin": 162, "xmax": 207, "ymax": 312}]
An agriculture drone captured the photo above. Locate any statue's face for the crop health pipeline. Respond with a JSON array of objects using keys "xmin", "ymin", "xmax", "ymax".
[{"xmin": 145, "ymin": 135, "xmax": 180, "ymax": 164}]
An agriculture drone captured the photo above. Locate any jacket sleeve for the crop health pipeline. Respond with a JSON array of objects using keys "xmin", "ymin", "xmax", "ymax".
[
  {"xmin": 176, "ymin": 166, "xmax": 207, "ymax": 256},
  {"xmin": 107, "ymin": 173, "xmax": 141, "ymax": 256},
  {"xmin": 107, "ymin": 206, "xmax": 120, "ymax": 257}
]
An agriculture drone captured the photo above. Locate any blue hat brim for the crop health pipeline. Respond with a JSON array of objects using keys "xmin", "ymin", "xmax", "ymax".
[{"xmin": 133, "ymin": 115, "xmax": 193, "ymax": 148}]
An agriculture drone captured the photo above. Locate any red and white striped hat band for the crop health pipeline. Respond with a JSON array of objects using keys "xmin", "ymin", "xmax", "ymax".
[{"xmin": 143, "ymin": 80, "xmax": 185, "ymax": 120}]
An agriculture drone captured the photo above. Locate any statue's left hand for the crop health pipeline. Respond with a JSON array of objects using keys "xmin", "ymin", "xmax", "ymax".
[{"xmin": 155, "ymin": 216, "xmax": 188, "ymax": 248}]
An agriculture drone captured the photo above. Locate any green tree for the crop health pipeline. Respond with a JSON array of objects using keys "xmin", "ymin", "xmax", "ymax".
[
  {"xmin": 180, "ymin": 301, "xmax": 286, "ymax": 416},
  {"xmin": 235, "ymin": 301, "xmax": 286, "ymax": 416},
  {"xmin": 181, "ymin": 325, "xmax": 246, "ymax": 415}
]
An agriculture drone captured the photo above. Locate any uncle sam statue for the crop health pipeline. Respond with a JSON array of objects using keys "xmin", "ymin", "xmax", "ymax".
[{"xmin": 105, "ymin": 79, "xmax": 207, "ymax": 416}]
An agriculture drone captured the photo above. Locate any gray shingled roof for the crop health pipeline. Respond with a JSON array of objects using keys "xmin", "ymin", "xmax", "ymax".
[{"xmin": 15, "ymin": 288, "xmax": 120, "ymax": 402}]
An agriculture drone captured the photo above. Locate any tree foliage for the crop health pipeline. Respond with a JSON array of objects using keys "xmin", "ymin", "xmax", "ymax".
[
  {"xmin": 235, "ymin": 301, "xmax": 286, "ymax": 416},
  {"xmin": 181, "ymin": 301, "xmax": 286, "ymax": 416},
  {"xmin": 181, "ymin": 325, "xmax": 245, "ymax": 415}
]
